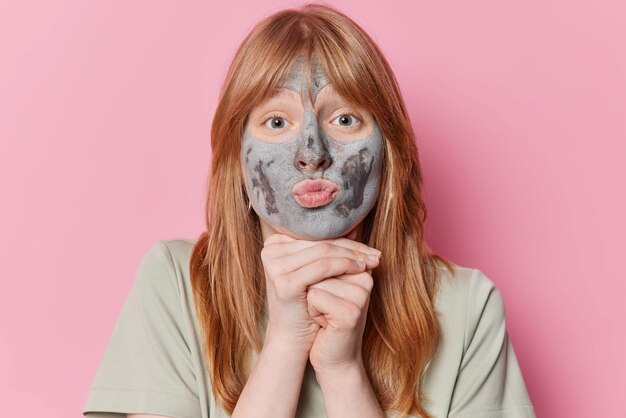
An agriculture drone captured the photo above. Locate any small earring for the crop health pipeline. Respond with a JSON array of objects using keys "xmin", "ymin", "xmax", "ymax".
[{"xmin": 247, "ymin": 198, "xmax": 252, "ymax": 211}]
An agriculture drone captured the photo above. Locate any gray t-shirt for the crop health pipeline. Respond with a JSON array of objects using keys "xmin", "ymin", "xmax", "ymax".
[{"xmin": 82, "ymin": 239, "xmax": 535, "ymax": 418}]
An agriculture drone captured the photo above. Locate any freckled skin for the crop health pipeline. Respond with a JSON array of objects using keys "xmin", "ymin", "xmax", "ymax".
[{"xmin": 241, "ymin": 56, "xmax": 383, "ymax": 239}]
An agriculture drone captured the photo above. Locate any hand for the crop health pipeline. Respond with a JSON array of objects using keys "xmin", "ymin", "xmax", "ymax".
[
  {"xmin": 307, "ymin": 247, "xmax": 380, "ymax": 373},
  {"xmin": 260, "ymin": 233, "xmax": 380, "ymax": 356}
]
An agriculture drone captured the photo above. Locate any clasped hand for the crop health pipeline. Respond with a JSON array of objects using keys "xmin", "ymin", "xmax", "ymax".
[{"xmin": 260, "ymin": 231, "xmax": 381, "ymax": 374}]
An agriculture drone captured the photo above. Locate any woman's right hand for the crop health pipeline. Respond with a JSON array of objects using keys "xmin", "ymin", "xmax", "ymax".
[{"xmin": 260, "ymin": 233, "xmax": 381, "ymax": 355}]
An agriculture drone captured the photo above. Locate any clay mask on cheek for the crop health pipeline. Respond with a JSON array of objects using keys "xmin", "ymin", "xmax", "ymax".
[{"xmin": 241, "ymin": 57, "xmax": 383, "ymax": 240}]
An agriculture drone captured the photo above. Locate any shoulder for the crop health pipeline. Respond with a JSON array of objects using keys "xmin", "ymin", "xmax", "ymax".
[
  {"xmin": 139, "ymin": 238, "xmax": 197, "ymax": 269},
  {"xmin": 157, "ymin": 237, "xmax": 198, "ymax": 264},
  {"xmin": 435, "ymin": 262, "xmax": 504, "ymax": 315},
  {"xmin": 132, "ymin": 237, "xmax": 199, "ymax": 299},
  {"xmin": 434, "ymin": 263, "xmax": 507, "ymax": 351}
]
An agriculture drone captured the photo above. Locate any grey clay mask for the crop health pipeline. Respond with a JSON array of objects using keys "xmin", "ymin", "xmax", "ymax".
[{"xmin": 241, "ymin": 57, "xmax": 383, "ymax": 240}]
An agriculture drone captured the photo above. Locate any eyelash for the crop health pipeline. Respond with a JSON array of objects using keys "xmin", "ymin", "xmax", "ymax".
[
  {"xmin": 331, "ymin": 113, "xmax": 361, "ymax": 129},
  {"xmin": 262, "ymin": 112, "xmax": 361, "ymax": 130},
  {"xmin": 263, "ymin": 113, "xmax": 289, "ymax": 130}
]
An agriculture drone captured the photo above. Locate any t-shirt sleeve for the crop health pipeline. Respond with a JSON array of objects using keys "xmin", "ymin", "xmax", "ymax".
[
  {"xmin": 448, "ymin": 269, "xmax": 535, "ymax": 418},
  {"xmin": 82, "ymin": 241, "xmax": 201, "ymax": 418}
]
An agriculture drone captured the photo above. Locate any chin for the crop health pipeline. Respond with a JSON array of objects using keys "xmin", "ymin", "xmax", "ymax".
[{"xmin": 269, "ymin": 222, "xmax": 358, "ymax": 241}]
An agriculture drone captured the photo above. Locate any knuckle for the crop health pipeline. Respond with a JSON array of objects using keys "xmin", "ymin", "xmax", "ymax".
[
  {"xmin": 361, "ymin": 275, "xmax": 374, "ymax": 292},
  {"xmin": 344, "ymin": 304, "xmax": 362, "ymax": 326},
  {"xmin": 272, "ymin": 263, "xmax": 289, "ymax": 277},
  {"xmin": 273, "ymin": 275, "xmax": 292, "ymax": 299},
  {"xmin": 348, "ymin": 257, "xmax": 362, "ymax": 269},
  {"xmin": 355, "ymin": 286, "xmax": 370, "ymax": 305},
  {"xmin": 316, "ymin": 258, "xmax": 331, "ymax": 274},
  {"xmin": 260, "ymin": 246, "xmax": 273, "ymax": 261},
  {"xmin": 352, "ymin": 249, "xmax": 364, "ymax": 261},
  {"xmin": 318, "ymin": 242, "xmax": 333, "ymax": 254}
]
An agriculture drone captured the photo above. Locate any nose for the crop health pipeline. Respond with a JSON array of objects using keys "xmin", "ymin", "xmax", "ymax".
[
  {"xmin": 295, "ymin": 134, "xmax": 332, "ymax": 173},
  {"xmin": 296, "ymin": 152, "xmax": 331, "ymax": 172},
  {"xmin": 295, "ymin": 100, "xmax": 332, "ymax": 173},
  {"xmin": 297, "ymin": 157, "xmax": 330, "ymax": 172}
]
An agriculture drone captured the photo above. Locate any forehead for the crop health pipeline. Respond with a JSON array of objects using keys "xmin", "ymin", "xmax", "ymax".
[
  {"xmin": 267, "ymin": 84, "xmax": 337, "ymax": 104},
  {"xmin": 275, "ymin": 56, "xmax": 330, "ymax": 102}
]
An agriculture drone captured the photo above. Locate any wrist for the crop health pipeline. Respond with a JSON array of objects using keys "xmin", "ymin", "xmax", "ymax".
[
  {"xmin": 313, "ymin": 358, "xmax": 366, "ymax": 382},
  {"xmin": 262, "ymin": 332, "xmax": 312, "ymax": 361},
  {"xmin": 314, "ymin": 360, "xmax": 384, "ymax": 418}
]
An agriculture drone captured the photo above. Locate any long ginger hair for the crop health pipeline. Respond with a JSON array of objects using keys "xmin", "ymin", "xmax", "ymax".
[{"xmin": 189, "ymin": 3, "xmax": 454, "ymax": 417}]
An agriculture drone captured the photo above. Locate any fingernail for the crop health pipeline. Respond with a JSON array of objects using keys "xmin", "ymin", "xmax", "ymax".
[
  {"xmin": 369, "ymin": 248, "xmax": 382, "ymax": 256},
  {"xmin": 356, "ymin": 260, "xmax": 366, "ymax": 268}
]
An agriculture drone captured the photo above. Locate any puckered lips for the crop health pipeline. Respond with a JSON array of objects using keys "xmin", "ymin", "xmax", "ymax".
[{"xmin": 291, "ymin": 178, "xmax": 340, "ymax": 208}]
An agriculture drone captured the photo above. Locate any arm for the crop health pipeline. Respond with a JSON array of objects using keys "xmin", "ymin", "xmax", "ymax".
[
  {"xmin": 127, "ymin": 334, "xmax": 310, "ymax": 418},
  {"xmin": 83, "ymin": 241, "xmax": 201, "ymax": 418},
  {"xmin": 231, "ymin": 333, "xmax": 310, "ymax": 418},
  {"xmin": 125, "ymin": 354, "xmax": 367, "ymax": 418},
  {"xmin": 448, "ymin": 270, "xmax": 535, "ymax": 418},
  {"xmin": 316, "ymin": 361, "xmax": 385, "ymax": 418},
  {"xmin": 244, "ymin": 233, "xmax": 379, "ymax": 418},
  {"xmin": 306, "ymin": 263, "xmax": 385, "ymax": 418}
]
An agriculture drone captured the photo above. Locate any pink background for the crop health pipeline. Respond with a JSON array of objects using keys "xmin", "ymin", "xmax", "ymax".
[{"xmin": 1, "ymin": 1, "xmax": 624, "ymax": 417}]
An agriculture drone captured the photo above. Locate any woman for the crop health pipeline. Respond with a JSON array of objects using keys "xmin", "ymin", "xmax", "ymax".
[{"xmin": 83, "ymin": 3, "xmax": 535, "ymax": 418}]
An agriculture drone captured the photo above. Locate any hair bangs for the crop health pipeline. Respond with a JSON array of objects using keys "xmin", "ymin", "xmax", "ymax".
[
  {"xmin": 307, "ymin": 21, "xmax": 381, "ymax": 120},
  {"xmin": 237, "ymin": 11, "xmax": 381, "ymax": 121},
  {"xmin": 235, "ymin": 17, "xmax": 313, "ymax": 119}
]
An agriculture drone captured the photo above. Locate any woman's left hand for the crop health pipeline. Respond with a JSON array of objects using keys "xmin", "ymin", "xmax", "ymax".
[{"xmin": 307, "ymin": 261, "xmax": 379, "ymax": 373}]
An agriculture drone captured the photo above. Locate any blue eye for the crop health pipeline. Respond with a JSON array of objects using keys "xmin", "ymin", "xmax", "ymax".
[
  {"xmin": 264, "ymin": 115, "xmax": 290, "ymax": 130},
  {"xmin": 331, "ymin": 114, "xmax": 360, "ymax": 128}
]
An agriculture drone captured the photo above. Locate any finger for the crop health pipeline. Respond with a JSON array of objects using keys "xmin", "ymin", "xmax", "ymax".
[
  {"xmin": 279, "ymin": 257, "xmax": 368, "ymax": 291},
  {"xmin": 331, "ymin": 237, "xmax": 381, "ymax": 256},
  {"xmin": 312, "ymin": 271, "xmax": 374, "ymax": 293},
  {"xmin": 273, "ymin": 242, "xmax": 379, "ymax": 275},
  {"xmin": 308, "ymin": 277, "xmax": 371, "ymax": 307},
  {"xmin": 264, "ymin": 238, "xmax": 330, "ymax": 258},
  {"xmin": 307, "ymin": 295, "xmax": 329, "ymax": 328},
  {"xmin": 264, "ymin": 236, "xmax": 380, "ymax": 258},
  {"xmin": 307, "ymin": 287, "xmax": 362, "ymax": 330}
]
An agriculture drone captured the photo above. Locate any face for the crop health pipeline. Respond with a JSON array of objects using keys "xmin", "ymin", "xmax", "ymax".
[{"xmin": 240, "ymin": 56, "xmax": 383, "ymax": 240}]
